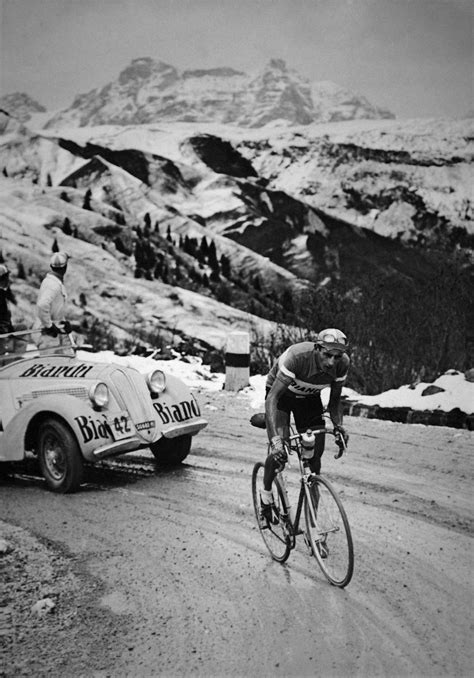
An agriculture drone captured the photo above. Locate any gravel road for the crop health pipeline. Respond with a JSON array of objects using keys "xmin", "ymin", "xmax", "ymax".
[{"xmin": 1, "ymin": 388, "xmax": 472, "ymax": 678}]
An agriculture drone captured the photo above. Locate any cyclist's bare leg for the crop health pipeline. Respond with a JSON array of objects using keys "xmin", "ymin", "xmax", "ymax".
[
  {"xmin": 307, "ymin": 434, "xmax": 325, "ymax": 475},
  {"xmin": 263, "ymin": 410, "xmax": 289, "ymax": 491}
]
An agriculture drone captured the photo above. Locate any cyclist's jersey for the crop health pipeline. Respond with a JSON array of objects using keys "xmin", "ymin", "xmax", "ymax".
[{"xmin": 266, "ymin": 342, "xmax": 350, "ymax": 398}]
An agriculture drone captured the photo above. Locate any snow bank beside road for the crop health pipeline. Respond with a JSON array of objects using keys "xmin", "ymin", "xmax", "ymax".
[
  {"xmin": 344, "ymin": 370, "xmax": 473, "ymax": 414},
  {"xmin": 77, "ymin": 350, "xmax": 473, "ymax": 416}
]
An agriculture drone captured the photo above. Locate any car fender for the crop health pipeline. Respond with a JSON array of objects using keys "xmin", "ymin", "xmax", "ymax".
[
  {"xmin": 0, "ymin": 394, "xmax": 113, "ymax": 462},
  {"xmin": 150, "ymin": 373, "xmax": 207, "ymax": 436}
]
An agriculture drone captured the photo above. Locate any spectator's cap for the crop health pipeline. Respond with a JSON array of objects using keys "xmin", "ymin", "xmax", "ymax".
[
  {"xmin": 316, "ymin": 328, "xmax": 349, "ymax": 353},
  {"xmin": 50, "ymin": 252, "xmax": 69, "ymax": 270}
]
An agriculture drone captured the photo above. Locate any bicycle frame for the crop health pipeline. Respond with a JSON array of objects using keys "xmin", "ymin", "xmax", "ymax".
[{"xmin": 276, "ymin": 427, "xmax": 332, "ymax": 538}]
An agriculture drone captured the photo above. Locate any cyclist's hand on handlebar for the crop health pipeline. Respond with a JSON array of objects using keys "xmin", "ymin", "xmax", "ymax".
[
  {"xmin": 270, "ymin": 435, "xmax": 288, "ymax": 467},
  {"xmin": 333, "ymin": 425, "xmax": 349, "ymax": 458},
  {"xmin": 334, "ymin": 425, "xmax": 349, "ymax": 447}
]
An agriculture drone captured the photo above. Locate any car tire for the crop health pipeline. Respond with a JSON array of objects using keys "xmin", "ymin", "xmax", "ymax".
[
  {"xmin": 149, "ymin": 434, "xmax": 192, "ymax": 465},
  {"xmin": 37, "ymin": 417, "xmax": 84, "ymax": 493}
]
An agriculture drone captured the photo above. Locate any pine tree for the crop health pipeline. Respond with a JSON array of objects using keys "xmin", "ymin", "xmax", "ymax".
[
  {"xmin": 52, "ymin": 238, "xmax": 59, "ymax": 253},
  {"xmin": 17, "ymin": 261, "xmax": 26, "ymax": 279},
  {"xmin": 200, "ymin": 236, "xmax": 209, "ymax": 259},
  {"xmin": 83, "ymin": 188, "xmax": 92, "ymax": 210},
  {"xmin": 62, "ymin": 217, "xmax": 72, "ymax": 235},
  {"xmin": 208, "ymin": 240, "xmax": 218, "ymax": 269},
  {"xmin": 220, "ymin": 254, "xmax": 231, "ymax": 278},
  {"xmin": 115, "ymin": 236, "xmax": 131, "ymax": 256},
  {"xmin": 166, "ymin": 225, "xmax": 172, "ymax": 243},
  {"xmin": 2, "ymin": 167, "xmax": 8, "ymax": 177},
  {"xmin": 46, "ymin": 173, "xmax": 52, "ymax": 187},
  {"xmin": 154, "ymin": 261, "xmax": 163, "ymax": 279}
]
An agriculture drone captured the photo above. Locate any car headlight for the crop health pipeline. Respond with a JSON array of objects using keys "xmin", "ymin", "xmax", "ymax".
[
  {"xmin": 89, "ymin": 382, "xmax": 109, "ymax": 408},
  {"xmin": 147, "ymin": 369, "xmax": 166, "ymax": 394}
]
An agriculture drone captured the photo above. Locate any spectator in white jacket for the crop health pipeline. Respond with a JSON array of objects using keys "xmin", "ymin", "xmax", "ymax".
[{"xmin": 34, "ymin": 252, "xmax": 72, "ymax": 354}]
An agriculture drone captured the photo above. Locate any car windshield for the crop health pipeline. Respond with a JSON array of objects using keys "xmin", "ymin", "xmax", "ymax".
[{"xmin": 0, "ymin": 329, "xmax": 76, "ymax": 366}]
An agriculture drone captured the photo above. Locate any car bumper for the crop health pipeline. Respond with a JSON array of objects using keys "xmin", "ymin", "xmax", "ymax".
[
  {"xmin": 89, "ymin": 418, "xmax": 208, "ymax": 459},
  {"xmin": 91, "ymin": 437, "xmax": 142, "ymax": 460},
  {"xmin": 162, "ymin": 418, "xmax": 208, "ymax": 438}
]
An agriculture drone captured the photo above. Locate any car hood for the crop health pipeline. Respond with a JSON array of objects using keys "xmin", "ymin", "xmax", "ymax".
[{"xmin": 1, "ymin": 355, "xmax": 139, "ymax": 381}]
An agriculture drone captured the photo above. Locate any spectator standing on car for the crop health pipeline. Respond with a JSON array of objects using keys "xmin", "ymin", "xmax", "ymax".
[
  {"xmin": 0, "ymin": 264, "xmax": 15, "ymax": 335},
  {"xmin": 33, "ymin": 252, "xmax": 72, "ymax": 354}
]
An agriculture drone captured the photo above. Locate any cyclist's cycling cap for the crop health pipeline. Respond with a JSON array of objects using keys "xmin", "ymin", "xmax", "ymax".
[
  {"xmin": 50, "ymin": 252, "xmax": 69, "ymax": 269},
  {"xmin": 0, "ymin": 264, "xmax": 9, "ymax": 280},
  {"xmin": 316, "ymin": 328, "xmax": 349, "ymax": 352}
]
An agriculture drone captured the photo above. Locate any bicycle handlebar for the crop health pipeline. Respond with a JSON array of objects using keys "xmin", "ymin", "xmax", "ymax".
[{"xmin": 287, "ymin": 427, "xmax": 347, "ymax": 460}]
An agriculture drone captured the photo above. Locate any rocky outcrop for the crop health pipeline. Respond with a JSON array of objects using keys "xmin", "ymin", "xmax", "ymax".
[{"xmin": 0, "ymin": 92, "xmax": 46, "ymax": 123}]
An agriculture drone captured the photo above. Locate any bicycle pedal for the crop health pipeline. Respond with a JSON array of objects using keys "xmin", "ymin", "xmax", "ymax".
[{"xmin": 317, "ymin": 542, "xmax": 329, "ymax": 559}]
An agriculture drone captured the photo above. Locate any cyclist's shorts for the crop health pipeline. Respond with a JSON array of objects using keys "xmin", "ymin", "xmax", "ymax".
[{"xmin": 265, "ymin": 388, "xmax": 324, "ymax": 431}]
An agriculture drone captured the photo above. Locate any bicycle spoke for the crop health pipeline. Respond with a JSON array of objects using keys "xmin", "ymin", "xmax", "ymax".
[
  {"xmin": 251, "ymin": 462, "xmax": 292, "ymax": 563},
  {"xmin": 304, "ymin": 476, "xmax": 354, "ymax": 587}
]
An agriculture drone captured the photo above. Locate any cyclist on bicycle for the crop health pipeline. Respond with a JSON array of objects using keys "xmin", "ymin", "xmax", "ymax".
[{"xmin": 260, "ymin": 328, "xmax": 350, "ymax": 519}]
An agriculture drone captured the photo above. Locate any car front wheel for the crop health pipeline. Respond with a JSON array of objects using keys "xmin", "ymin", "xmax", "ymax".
[
  {"xmin": 150, "ymin": 434, "xmax": 192, "ymax": 465},
  {"xmin": 37, "ymin": 418, "xmax": 84, "ymax": 493}
]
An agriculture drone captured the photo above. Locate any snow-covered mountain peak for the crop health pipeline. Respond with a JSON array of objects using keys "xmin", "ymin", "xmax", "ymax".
[
  {"xmin": 117, "ymin": 57, "xmax": 177, "ymax": 86},
  {"xmin": 33, "ymin": 56, "xmax": 395, "ymax": 129},
  {"xmin": 0, "ymin": 92, "xmax": 46, "ymax": 123}
]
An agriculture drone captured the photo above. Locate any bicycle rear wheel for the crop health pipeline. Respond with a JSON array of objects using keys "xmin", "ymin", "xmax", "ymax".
[
  {"xmin": 304, "ymin": 475, "xmax": 354, "ymax": 587},
  {"xmin": 251, "ymin": 462, "xmax": 292, "ymax": 563}
]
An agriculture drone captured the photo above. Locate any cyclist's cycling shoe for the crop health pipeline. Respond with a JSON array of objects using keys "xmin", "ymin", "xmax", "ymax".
[
  {"xmin": 303, "ymin": 533, "xmax": 314, "ymax": 555},
  {"xmin": 316, "ymin": 539, "xmax": 329, "ymax": 559},
  {"xmin": 260, "ymin": 500, "xmax": 278, "ymax": 525}
]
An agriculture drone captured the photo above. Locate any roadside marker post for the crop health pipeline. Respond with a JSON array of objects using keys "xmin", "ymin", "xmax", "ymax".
[{"xmin": 225, "ymin": 331, "xmax": 250, "ymax": 391}]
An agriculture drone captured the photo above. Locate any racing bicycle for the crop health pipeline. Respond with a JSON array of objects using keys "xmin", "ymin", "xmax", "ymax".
[{"xmin": 251, "ymin": 416, "xmax": 354, "ymax": 587}]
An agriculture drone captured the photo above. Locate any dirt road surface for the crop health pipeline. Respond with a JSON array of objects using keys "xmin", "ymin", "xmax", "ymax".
[{"xmin": 1, "ymin": 388, "xmax": 473, "ymax": 678}]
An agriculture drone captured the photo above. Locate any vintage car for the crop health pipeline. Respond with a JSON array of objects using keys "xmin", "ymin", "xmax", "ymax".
[{"xmin": 0, "ymin": 330, "xmax": 208, "ymax": 493}]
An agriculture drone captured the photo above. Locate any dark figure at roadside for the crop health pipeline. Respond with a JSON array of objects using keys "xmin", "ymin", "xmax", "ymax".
[
  {"xmin": 260, "ymin": 328, "xmax": 350, "ymax": 519},
  {"xmin": 0, "ymin": 264, "xmax": 15, "ymax": 335}
]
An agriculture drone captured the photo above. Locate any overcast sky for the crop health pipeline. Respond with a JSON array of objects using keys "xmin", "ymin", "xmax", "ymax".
[{"xmin": 1, "ymin": 0, "xmax": 472, "ymax": 119}]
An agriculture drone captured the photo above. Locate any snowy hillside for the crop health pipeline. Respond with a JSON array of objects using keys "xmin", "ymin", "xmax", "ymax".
[
  {"xmin": 0, "ymin": 175, "xmax": 286, "ymax": 353},
  {"xmin": 0, "ymin": 105, "xmax": 472, "ymax": 395},
  {"xmin": 36, "ymin": 116, "xmax": 474, "ymax": 242}
]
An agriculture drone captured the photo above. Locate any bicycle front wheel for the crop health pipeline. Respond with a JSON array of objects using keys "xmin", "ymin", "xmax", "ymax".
[
  {"xmin": 251, "ymin": 462, "xmax": 292, "ymax": 563},
  {"xmin": 304, "ymin": 475, "xmax": 354, "ymax": 587}
]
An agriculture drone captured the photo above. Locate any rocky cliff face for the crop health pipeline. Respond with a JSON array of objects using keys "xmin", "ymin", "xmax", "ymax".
[{"xmin": 40, "ymin": 57, "xmax": 394, "ymax": 129}]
